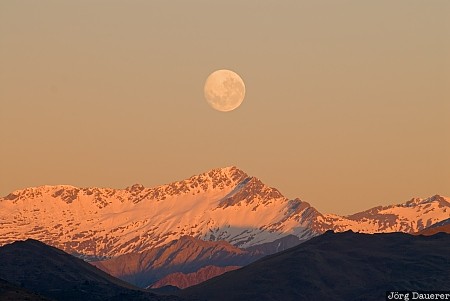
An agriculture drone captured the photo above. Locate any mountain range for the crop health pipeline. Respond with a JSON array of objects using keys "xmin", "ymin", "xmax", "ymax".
[
  {"xmin": 91, "ymin": 216, "xmax": 450, "ymax": 289},
  {"xmin": 1, "ymin": 167, "xmax": 448, "ymax": 258},
  {"xmin": 1, "ymin": 166, "xmax": 449, "ymax": 290}
]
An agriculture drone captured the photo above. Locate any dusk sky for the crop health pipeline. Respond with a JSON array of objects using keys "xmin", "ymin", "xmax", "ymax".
[{"xmin": 1, "ymin": 0, "xmax": 449, "ymax": 215}]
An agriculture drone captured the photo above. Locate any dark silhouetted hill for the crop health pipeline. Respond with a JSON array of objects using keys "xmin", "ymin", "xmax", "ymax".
[
  {"xmin": 180, "ymin": 231, "xmax": 450, "ymax": 301},
  {"xmin": 0, "ymin": 239, "xmax": 182, "ymax": 301}
]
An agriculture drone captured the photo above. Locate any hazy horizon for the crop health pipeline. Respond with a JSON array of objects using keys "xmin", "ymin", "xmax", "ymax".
[{"xmin": 1, "ymin": 0, "xmax": 449, "ymax": 215}]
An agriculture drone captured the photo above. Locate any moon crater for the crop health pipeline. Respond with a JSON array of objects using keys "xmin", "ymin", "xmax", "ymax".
[{"xmin": 204, "ymin": 69, "xmax": 246, "ymax": 112}]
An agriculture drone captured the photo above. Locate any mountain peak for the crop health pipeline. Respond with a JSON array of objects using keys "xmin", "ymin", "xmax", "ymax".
[
  {"xmin": 404, "ymin": 195, "xmax": 450, "ymax": 207},
  {"xmin": 180, "ymin": 166, "xmax": 248, "ymax": 193},
  {"xmin": 429, "ymin": 194, "xmax": 450, "ymax": 203},
  {"xmin": 125, "ymin": 183, "xmax": 145, "ymax": 192},
  {"xmin": 194, "ymin": 166, "xmax": 247, "ymax": 181}
]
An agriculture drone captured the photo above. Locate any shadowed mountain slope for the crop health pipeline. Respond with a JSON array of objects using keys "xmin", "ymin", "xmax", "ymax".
[
  {"xmin": 417, "ymin": 217, "xmax": 450, "ymax": 235},
  {"xmin": 180, "ymin": 231, "xmax": 450, "ymax": 301},
  {"xmin": 149, "ymin": 265, "xmax": 241, "ymax": 289},
  {"xmin": 0, "ymin": 239, "xmax": 182, "ymax": 301},
  {"xmin": 92, "ymin": 236, "xmax": 258, "ymax": 288},
  {"xmin": 244, "ymin": 234, "xmax": 304, "ymax": 255}
]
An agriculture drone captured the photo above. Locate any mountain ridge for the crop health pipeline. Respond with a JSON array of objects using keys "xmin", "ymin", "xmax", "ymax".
[
  {"xmin": 1, "ymin": 166, "xmax": 448, "ymax": 259},
  {"xmin": 0, "ymin": 167, "xmax": 326, "ymax": 257}
]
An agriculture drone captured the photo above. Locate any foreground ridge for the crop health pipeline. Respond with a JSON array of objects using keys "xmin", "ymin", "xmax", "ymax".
[
  {"xmin": 180, "ymin": 231, "xmax": 450, "ymax": 301},
  {"xmin": 0, "ymin": 239, "xmax": 181, "ymax": 301}
]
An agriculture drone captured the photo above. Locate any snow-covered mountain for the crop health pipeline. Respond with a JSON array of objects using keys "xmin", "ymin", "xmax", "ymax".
[
  {"xmin": 416, "ymin": 217, "xmax": 450, "ymax": 235},
  {"xmin": 0, "ymin": 166, "xmax": 448, "ymax": 258},
  {"xmin": 324, "ymin": 195, "xmax": 450, "ymax": 233},
  {"xmin": 0, "ymin": 167, "xmax": 323, "ymax": 257}
]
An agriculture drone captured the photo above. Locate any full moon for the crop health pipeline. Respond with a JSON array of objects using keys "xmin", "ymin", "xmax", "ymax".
[{"xmin": 204, "ymin": 69, "xmax": 246, "ymax": 112}]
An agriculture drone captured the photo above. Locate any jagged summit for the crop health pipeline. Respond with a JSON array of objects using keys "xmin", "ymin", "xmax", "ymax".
[
  {"xmin": 4, "ymin": 166, "xmax": 249, "ymax": 203},
  {"xmin": 124, "ymin": 166, "xmax": 247, "ymax": 192},
  {"xmin": 409, "ymin": 194, "xmax": 450, "ymax": 206},
  {"xmin": 198, "ymin": 166, "xmax": 247, "ymax": 178}
]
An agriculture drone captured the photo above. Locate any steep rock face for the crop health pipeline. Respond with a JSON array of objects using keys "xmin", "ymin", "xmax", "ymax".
[
  {"xmin": 91, "ymin": 236, "xmax": 257, "ymax": 288},
  {"xmin": 149, "ymin": 265, "xmax": 241, "ymax": 289},
  {"xmin": 0, "ymin": 167, "xmax": 324, "ymax": 257}
]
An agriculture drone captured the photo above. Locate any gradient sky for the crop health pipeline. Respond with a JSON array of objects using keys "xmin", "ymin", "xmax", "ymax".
[{"xmin": 1, "ymin": 0, "xmax": 449, "ymax": 215}]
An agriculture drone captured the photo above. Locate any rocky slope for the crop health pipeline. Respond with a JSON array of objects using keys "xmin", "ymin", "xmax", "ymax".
[
  {"xmin": 149, "ymin": 265, "xmax": 241, "ymax": 289},
  {"xmin": 416, "ymin": 217, "xmax": 450, "ymax": 235},
  {"xmin": 244, "ymin": 234, "xmax": 305, "ymax": 255},
  {"xmin": 92, "ymin": 236, "xmax": 258, "ymax": 288},
  {"xmin": 92, "ymin": 234, "xmax": 307, "ymax": 288}
]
